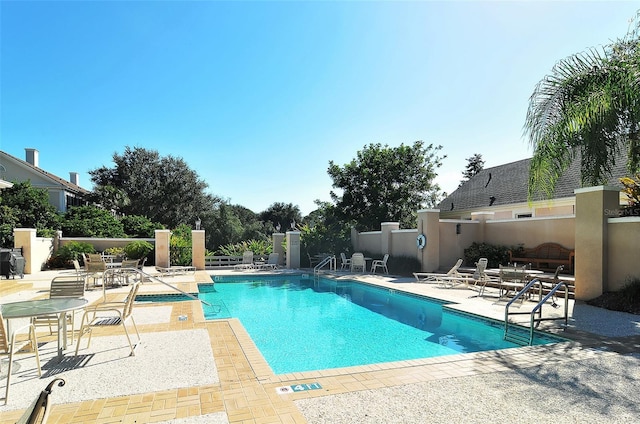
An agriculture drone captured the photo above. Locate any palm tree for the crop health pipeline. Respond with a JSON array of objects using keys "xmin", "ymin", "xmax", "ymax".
[{"xmin": 524, "ymin": 14, "xmax": 640, "ymax": 199}]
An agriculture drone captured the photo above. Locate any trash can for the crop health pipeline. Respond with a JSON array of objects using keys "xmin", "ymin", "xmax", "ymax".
[{"xmin": 1, "ymin": 248, "xmax": 25, "ymax": 279}]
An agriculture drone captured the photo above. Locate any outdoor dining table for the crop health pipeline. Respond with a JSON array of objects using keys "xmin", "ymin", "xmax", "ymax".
[{"xmin": 2, "ymin": 297, "xmax": 88, "ymax": 360}]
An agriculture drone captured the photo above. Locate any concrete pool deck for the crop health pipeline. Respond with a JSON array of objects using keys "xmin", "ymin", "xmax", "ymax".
[{"xmin": 1, "ymin": 268, "xmax": 639, "ymax": 423}]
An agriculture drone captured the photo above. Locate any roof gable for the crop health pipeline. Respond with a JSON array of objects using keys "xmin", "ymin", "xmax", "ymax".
[
  {"xmin": 438, "ymin": 152, "xmax": 629, "ymax": 212},
  {"xmin": 0, "ymin": 150, "xmax": 90, "ymax": 195}
]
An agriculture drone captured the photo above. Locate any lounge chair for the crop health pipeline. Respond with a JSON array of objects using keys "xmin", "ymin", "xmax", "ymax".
[
  {"xmin": 234, "ymin": 251, "xmax": 254, "ymax": 270},
  {"xmin": 435, "ymin": 258, "xmax": 497, "ymax": 296},
  {"xmin": 16, "ymin": 378, "xmax": 65, "ymax": 424},
  {"xmin": 339, "ymin": 253, "xmax": 351, "ymax": 270},
  {"xmin": 413, "ymin": 258, "xmax": 463, "ymax": 283},
  {"xmin": 371, "ymin": 254, "xmax": 389, "ymax": 274},
  {"xmin": 1, "ymin": 307, "xmax": 42, "ymax": 404},
  {"xmin": 32, "ymin": 275, "xmax": 86, "ymax": 344},
  {"xmin": 350, "ymin": 253, "xmax": 366, "ymax": 272},
  {"xmin": 257, "ymin": 253, "xmax": 279, "ymax": 270},
  {"xmin": 75, "ymin": 282, "xmax": 141, "ymax": 357}
]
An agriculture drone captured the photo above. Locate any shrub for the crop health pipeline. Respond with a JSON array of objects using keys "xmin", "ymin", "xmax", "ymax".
[
  {"xmin": 48, "ymin": 241, "xmax": 95, "ymax": 269},
  {"xmin": 217, "ymin": 239, "xmax": 272, "ymax": 256},
  {"xmin": 104, "ymin": 246, "xmax": 125, "ymax": 259},
  {"xmin": 124, "ymin": 240, "xmax": 154, "ymax": 260},
  {"xmin": 463, "ymin": 242, "xmax": 510, "ymax": 268},
  {"xmin": 386, "ymin": 255, "xmax": 421, "ymax": 276}
]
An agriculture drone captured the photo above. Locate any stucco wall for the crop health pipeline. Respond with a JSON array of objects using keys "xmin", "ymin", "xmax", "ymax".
[
  {"xmin": 607, "ymin": 217, "xmax": 640, "ymax": 290},
  {"xmin": 485, "ymin": 216, "xmax": 575, "ymax": 250},
  {"xmin": 389, "ymin": 229, "xmax": 418, "ymax": 258},
  {"xmin": 59, "ymin": 237, "xmax": 155, "ymax": 253},
  {"xmin": 357, "ymin": 231, "xmax": 381, "ymax": 254},
  {"xmin": 438, "ymin": 220, "xmax": 480, "ymax": 268}
]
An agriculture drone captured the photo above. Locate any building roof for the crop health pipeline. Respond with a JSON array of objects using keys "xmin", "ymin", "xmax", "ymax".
[
  {"xmin": 438, "ymin": 152, "xmax": 629, "ymax": 212},
  {"xmin": 0, "ymin": 150, "xmax": 90, "ymax": 195}
]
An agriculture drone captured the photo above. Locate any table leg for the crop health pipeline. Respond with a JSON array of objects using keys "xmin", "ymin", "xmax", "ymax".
[{"xmin": 57, "ymin": 312, "xmax": 66, "ymax": 358}]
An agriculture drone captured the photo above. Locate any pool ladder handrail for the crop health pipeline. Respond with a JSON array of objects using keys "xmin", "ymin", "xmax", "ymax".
[
  {"xmin": 103, "ymin": 267, "xmax": 213, "ymax": 307},
  {"xmin": 314, "ymin": 255, "xmax": 336, "ymax": 275},
  {"xmin": 504, "ymin": 278, "xmax": 569, "ymax": 345}
]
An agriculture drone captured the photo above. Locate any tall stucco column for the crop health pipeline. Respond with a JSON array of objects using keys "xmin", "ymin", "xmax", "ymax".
[
  {"xmin": 272, "ymin": 233, "xmax": 285, "ymax": 265},
  {"xmin": 470, "ymin": 212, "xmax": 494, "ymax": 243},
  {"xmin": 155, "ymin": 229, "xmax": 171, "ymax": 269},
  {"xmin": 417, "ymin": 209, "xmax": 440, "ymax": 272},
  {"xmin": 191, "ymin": 230, "xmax": 205, "ymax": 270},
  {"xmin": 380, "ymin": 222, "xmax": 399, "ymax": 254},
  {"xmin": 350, "ymin": 227, "xmax": 359, "ymax": 252},
  {"xmin": 14, "ymin": 228, "xmax": 36, "ymax": 274},
  {"xmin": 286, "ymin": 231, "xmax": 300, "ymax": 269},
  {"xmin": 574, "ymin": 186, "xmax": 620, "ymax": 300}
]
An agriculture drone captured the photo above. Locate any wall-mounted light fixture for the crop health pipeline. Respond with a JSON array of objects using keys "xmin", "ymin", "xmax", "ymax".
[{"xmin": 456, "ymin": 223, "xmax": 461, "ymax": 235}]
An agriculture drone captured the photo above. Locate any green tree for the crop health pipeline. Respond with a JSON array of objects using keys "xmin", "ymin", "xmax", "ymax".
[
  {"xmin": 89, "ymin": 146, "xmax": 221, "ymax": 228},
  {"xmin": 61, "ymin": 205, "xmax": 125, "ymax": 237},
  {"xmin": 0, "ymin": 181, "xmax": 60, "ymax": 245},
  {"xmin": 300, "ymin": 201, "xmax": 351, "ymax": 260},
  {"xmin": 524, "ymin": 14, "xmax": 640, "ymax": 199},
  {"xmin": 460, "ymin": 153, "xmax": 485, "ymax": 186},
  {"xmin": 259, "ymin": 202, "xmax": 302, "ymax": 232},
  {"xmin": 87, "ymin": 184, "xmax": 131, "ymax": 216},
  {"xmin": 328, "ymin": 141, "xmax": 445, "ymax": 231},
  {"xmin": 121, "ymin": 215, "xmax": 163, "ymax": 238}
]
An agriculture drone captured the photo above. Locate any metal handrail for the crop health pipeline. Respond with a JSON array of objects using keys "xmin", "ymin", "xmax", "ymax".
[
  {"xmin": 504, "ymin": 278, "xmax": 570, "ymax": 345},
  {"xmin": 314, "ymin": 255, "xmax": 336, "ymax": 274},
  {"xmin": 528, "ymin": 281, "xmax": 570, "ymax": 332},
  {"xmin": 102, "ymin": 267, "xmax": 211, "ymax": 306},
  {"xmin": 504, "ymin": 278, "xmax": 544, "ymax": 344}
]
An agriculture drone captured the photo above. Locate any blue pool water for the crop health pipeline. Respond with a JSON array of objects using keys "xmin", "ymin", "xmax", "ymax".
[{"xmin": 184, "ymin": 275, "xmax": 563, "ymax": 375}]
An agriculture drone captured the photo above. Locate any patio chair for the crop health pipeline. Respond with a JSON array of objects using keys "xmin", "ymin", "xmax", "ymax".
[
  {"xmin": 371, "ymin": 254, "xmax": 389, "ymax": 274},
  {"xmin": 350, "ymin": 253, "xmax": 366, "ymax": 273},
  {"xmin": 498, "ymin": 264, "xmax": 529, "ymax": 300},
  {"xmin": 16, "ymin": 378, "xmax": 65, "ymax": 424},
  {"xmin": 339, "ymin": 253, "xmax": 351, "ymax": 270},
  {"xmin": 32, "ymin": 275, "xmax": 86, "ymax": 344},
  {"xmin": 1, "ymin": 307, "xmax": 42, "ymax": 404},
  {"xmin": 257, "ymin": 253, "xmax": 279, "ymax": 270},
  {"xmin": 308, "ymin": 253, "xmax": 321, "ymax": 268},
  {"xmin": 84, "ymin": 254, "xmax": 107, "ymax": 288},
  {"xmin": 413, "ymin": 258, "xmax": 463, "ymax": 283},
  {"xmin": 233, "ymin": 251, "xmax": 254, "ymax": 270},
  {"xmin": 75, "ymin": 282, "xmax": 141, "ymax": 357},
  {"xmin": 117, "ymin": 259, "xmax": 140, "ymax": 285}
]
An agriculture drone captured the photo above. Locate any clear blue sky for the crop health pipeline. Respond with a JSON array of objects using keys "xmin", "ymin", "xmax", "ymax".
[{"xmin": 1, "ymin": 1, "xmax": 638, "ymax": 216}]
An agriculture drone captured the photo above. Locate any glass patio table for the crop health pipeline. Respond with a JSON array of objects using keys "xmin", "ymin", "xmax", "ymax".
[{"xmin": 2, "ymin": 297, "xmax": 88, "ymax": 360}]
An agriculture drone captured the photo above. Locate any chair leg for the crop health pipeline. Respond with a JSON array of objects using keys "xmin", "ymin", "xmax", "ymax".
[{"xmin": 75, "ymin": 311, "xmax": 90, "ymax": 355}]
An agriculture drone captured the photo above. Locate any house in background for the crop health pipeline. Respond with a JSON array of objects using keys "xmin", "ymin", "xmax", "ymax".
[
  {"xmin": 437, "ymin": 153, "xmax": 630, "ymax": 220},
  {"xmin": 0, "ymin": 148, "xmax": 89, "ymax": 212}
]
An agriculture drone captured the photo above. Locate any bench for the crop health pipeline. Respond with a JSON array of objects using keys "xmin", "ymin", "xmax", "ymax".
[{"xmin": 508, "ymin": 242, "xmax": 574, "ymax": 273}]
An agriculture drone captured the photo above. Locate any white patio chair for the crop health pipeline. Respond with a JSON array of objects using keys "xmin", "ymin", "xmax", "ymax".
[
  {"xmin": 350, "ymin": 253, "xmax": 366, "ymax": 273},
  {"xmin": 371, "ymin": 254, "xmax": 390, "ymax": 274},
  {"xmin": 340, "ymin": 253, "xmax": 351, "ymax": 270}
]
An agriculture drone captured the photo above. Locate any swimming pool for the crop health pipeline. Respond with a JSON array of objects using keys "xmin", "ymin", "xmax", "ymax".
[{"xmin": 186, "ymin": 274, "xmax": 563, "ymax": 375}]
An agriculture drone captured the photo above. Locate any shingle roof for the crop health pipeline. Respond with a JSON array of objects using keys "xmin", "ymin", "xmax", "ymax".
[
  {"xmin": 438, "ymin": 152, "xmax": 630, "ymax": 212},
  {"xmin": 0, "ymin": 150, "xmax": 90, "ymax": 195}
]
